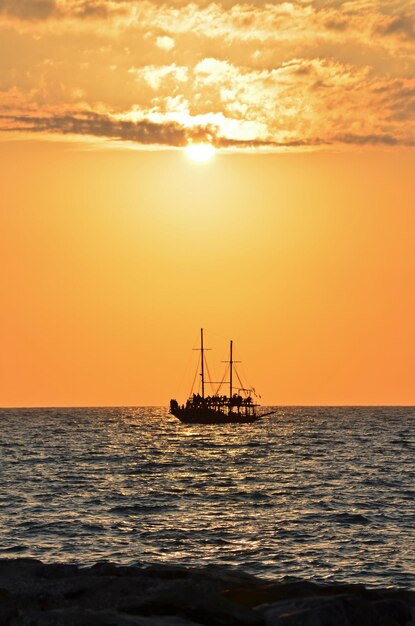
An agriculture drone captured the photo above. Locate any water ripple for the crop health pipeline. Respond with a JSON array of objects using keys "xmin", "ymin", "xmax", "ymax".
[{"xmin": 0, "ymin": 406, "xmax": 414, "ymax": 589}]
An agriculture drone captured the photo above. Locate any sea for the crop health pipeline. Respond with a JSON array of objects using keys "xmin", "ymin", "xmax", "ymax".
[{"xmin": 0, "ymin": 407, "xmax": 414, "ymax": 589}]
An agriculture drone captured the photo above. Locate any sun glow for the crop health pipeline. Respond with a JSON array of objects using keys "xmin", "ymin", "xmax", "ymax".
[{"xmin": 185, "ymin": 142, "xmax": 216, "ymax": 163}]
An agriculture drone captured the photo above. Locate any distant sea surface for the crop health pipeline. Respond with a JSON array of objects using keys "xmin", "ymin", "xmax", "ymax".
[{"xmin": 0, "ymin": 407, "xmax": 414, "ymax": 589}]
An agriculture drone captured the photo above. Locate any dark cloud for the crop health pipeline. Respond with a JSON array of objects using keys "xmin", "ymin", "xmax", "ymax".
[
  {"xmin": 0, "ymin": 112, "xmax": 212, "ymax": 146},
  {"xmin": 292, "ymin": 65, "xmax": 313, "ymax": 76},
  {"xmin": 0, "ymin": 0, "xmax": 132, "ymax": 20},
  {"xmin": 1, "ymin": 112, "xmax": 412, "ymax": 149},
  {"xmin": 0, "ymin": 111, "xmax": 328, "ymax": 148},
  {"xmin": 335, "ymin": 133, "xmax": 415, "ymax": 146},
  {"xmin": 312, "ymin": 1, "xmax": 348, "ymax": 7},
  {"xmin": 0, "ymin": 0, "xmax": 56, "ymax": 19},
  {"xmin": 0, "ymin": 0, "xmax": 308, "ymax": 21},
  {"xmin": 69, "ymin": 1, "xmax": 132, "ymax": 19},
  {"xmin": 0, "ymin": 111, "xmax": 324, "ymax": 148},
  {"xmin": 324, "ymin": 17, "xmax": 348, "ymax": 31},
  {"xmin": 375, "ymin": 14, "xmax": 415, "ymax": 41},
  {"xmin": 388, "ymin": 89, "xmax": 415, "ymax": 121},
  {"xmin": 75, "ymin": 2, "xmax": 110, "ymax": 18},
  {"xmin": 214, "ymin": 136, "xmax": 327, "ymax": 149}
]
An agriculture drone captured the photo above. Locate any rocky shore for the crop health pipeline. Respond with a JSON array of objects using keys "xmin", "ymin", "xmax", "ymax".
[{"xmin": 0, "ymin": 559, "xmax": 413, "ymax": 625}]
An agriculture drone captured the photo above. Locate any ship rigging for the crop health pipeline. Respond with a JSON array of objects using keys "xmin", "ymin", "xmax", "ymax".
[{"xmin": 169, "ymin": 328, "xmax": 275, "ymax": 424}]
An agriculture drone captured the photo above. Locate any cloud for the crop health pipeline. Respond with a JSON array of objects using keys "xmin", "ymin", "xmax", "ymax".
[
  {"xmin": 0, "ymin": 0, "xmax": 56, "ymax": 19},
  {"xmin": 0, "ymin": 0, "xmax": 410, "ymax": 52},
  {"xmin": 1, "ymin": 102, "xmax": 414, "ymax": 149},
  {"xmin": 156, "ymin": 35, "xmax": 175, "ymax": 51},
  {"xmin": 129, "ymin": 64, "xmax": 188, "ymax": 90},
  {"xmin": 0, "ymin": 110, "xmax": 324, "ymax": 147},
  {"xmin": 0, "ymin": 0, "xmax": 414, "ymax": 151},
  {"xmin": 374, "ymin": 13, "xmax": 415, "ymax": 41},
  {"xmin": 335, "ymin": 132, "xmax": 415, "ymax": 146},
  {"xmin": 0, "ymin": 112, "xmax": 212, "ymax": 146},
  {"xmin": 71, "ymin": 1, "xmax": 110, "ymax": 18}
]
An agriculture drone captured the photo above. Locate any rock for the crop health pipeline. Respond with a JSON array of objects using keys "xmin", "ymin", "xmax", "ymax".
[
  {"xmin": 121, "ymin": 579, "xmax": 262, "ymax": 626},
  {"xmin": 11, "ymin": 608, "xmax": 202, "ymax": 626},
  {"xmin": 0, "ymin": 559, "xmax": 413, "ymax": 626},
  {"xmin": 0, "ymin": 587, "xmax": 18, "ymax": 625},
  {"xmin": 259, "ymin": 591, "xmax": 414, "ymax": 626}
]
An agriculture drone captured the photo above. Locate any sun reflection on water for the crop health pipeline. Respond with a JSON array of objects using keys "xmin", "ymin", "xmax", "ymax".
[{"xmin": 0, "ymin": 406, "xmax": 414, "ymax": 589}]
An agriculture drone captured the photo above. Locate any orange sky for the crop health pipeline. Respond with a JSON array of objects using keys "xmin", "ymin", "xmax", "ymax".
[
  {"xmin": 1, "ymin": 140, "xmax": 414, "ymax": 406},
  {"xmin": 0, "ymin": 0, "xmax": 414, "ymax": 406}
]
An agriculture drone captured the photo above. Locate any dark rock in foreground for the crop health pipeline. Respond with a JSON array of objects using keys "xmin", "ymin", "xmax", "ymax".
[{"xmin": 0, "ymin": 559, "xmax": 413, "ymax": 626}]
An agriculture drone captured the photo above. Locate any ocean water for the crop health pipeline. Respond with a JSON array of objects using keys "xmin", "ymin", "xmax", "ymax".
[{"xmin": 0, "ymin": 406, "xmax": 414, "ymax": 589}]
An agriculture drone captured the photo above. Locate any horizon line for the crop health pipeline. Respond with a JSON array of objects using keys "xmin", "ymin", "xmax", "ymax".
[{"xmin": 1, "ymin": 404, "xmax": 414, "ymax": 410}]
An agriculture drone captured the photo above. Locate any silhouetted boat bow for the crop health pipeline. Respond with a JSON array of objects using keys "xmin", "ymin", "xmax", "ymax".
[{"xmin": 170, "ymin": 329, "xmax": 275, "ymax": 424}]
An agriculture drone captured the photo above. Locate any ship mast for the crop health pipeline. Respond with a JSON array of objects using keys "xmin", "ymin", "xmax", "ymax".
[
  {"xmin": 229, "ymin": 339, "xmax": 233, "ymax": 400},
  {"xmin": 200, "ymin": 327, "xmax": 205, "ymax": 399}
]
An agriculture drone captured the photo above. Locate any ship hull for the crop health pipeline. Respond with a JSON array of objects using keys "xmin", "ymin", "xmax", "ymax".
[{"xmin": 170, "ymin": 406, "xmax": 260, "ymax": 424}]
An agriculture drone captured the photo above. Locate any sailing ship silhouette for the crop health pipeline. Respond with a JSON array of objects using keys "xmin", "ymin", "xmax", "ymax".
[{"xmin": 170, "ymin": 328, "xmax": 275, "ymax": 424}]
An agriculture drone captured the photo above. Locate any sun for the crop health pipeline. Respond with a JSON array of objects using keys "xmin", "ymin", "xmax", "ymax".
[{"xmin": 185, "ymin": 142, "xmax": 216, "ymax": 163}]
